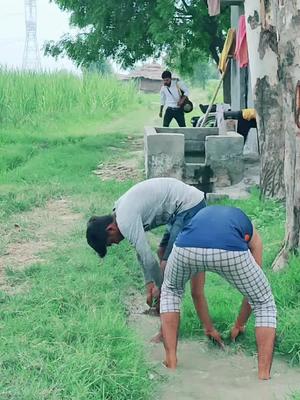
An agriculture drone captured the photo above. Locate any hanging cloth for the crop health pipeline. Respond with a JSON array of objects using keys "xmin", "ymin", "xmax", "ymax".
[
  {"xmin": 234, "ymin": 15, "xmax": 249, "ymax": 68},
  {"xmin": 207, "ymin": 0, "xmax": 220, "ymax": 16},
  {"xmin": 218, "ymin": 28, "xmax": 236, "ymax": 73},
  {"xmin": 242, "ymin": 108, "xmax": 256, "ymax": 121}
]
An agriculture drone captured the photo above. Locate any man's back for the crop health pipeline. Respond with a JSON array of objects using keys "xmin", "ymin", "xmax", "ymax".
[
  {"xmin": 176, "ymin": 205, "xmax": 253, "ymax": 251},
  {"xmin": 114, "ymin": 178, "xmax": 204, "ymax": 234}
]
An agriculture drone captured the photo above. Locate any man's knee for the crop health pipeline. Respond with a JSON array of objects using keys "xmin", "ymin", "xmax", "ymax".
[
  {"xmin": 160, "ymin": 285, "xmax": 182, "ymax": 314},
  {"xmin": 252, "ymin": 296, "xmax": 277, "ymax": 328}
]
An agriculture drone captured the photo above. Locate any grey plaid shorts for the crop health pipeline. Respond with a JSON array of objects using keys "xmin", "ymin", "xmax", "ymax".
[{"xmin": 160, "ymin": 246, "xmax": 277, "ymax": 328}]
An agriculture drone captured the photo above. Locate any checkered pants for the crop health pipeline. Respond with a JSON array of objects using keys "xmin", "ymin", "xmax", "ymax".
[{"xmin": 160, "ymin": 246, "xmax": 277, "ymax": 328}]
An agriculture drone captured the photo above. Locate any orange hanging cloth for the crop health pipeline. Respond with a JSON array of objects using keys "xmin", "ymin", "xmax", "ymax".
[{"xmin": 234, "ymin": 15, "xmax": 249, "ymax": 68}]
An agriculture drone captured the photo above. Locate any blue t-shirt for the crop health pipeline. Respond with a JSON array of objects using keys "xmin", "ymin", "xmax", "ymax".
[{"xmin": 176, "ymin": 205, "xmax": 253, "ymax": 251}]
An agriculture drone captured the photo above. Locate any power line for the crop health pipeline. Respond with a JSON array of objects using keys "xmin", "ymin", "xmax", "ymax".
[{"xmin": 22, "ymin": 0, "xmax": 41, "ymax": 70}]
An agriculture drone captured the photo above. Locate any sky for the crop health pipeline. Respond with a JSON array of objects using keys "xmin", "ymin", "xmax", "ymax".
[{"xmin": 0, "ymin": 0, "xmax": 78, "ymax": 72}]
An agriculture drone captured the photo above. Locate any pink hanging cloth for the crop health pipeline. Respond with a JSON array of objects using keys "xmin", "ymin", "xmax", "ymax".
[
  {"xmin": 207, "ymin": 0, "xmax": 220, "ymax": 16},
  {"xmin": 234, "ymin": 15, "xmax": 249, "ymax": 68}
]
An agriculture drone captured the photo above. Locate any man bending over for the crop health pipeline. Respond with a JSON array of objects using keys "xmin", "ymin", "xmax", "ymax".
[
  {"xmin": 86, "ymin": 177, "xmax": 223, "ymax": 338},
  {"xmin": 160, "ymin": 205, "xmax": 276, "ymax": 380}
]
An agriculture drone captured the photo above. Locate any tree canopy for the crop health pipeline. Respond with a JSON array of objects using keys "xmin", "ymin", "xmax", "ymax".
[{"xmin": 46, "ymin": 0, "xmax": 229, "ymax": 74}]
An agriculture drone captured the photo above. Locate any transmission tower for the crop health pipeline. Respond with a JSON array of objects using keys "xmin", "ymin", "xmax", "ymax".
[{"xmin": 22, "ymin": 0, "xmax": 41, "ymax": 70}]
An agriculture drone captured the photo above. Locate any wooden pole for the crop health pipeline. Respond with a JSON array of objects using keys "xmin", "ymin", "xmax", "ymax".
[{"xmin": 197, "ymin": 59, "xmax": 230, "ymax": 127}]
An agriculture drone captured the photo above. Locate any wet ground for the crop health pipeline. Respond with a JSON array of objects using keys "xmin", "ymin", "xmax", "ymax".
[{"xmin": 130, "ymin": 297, "xmax": 300, "ymax": 400}]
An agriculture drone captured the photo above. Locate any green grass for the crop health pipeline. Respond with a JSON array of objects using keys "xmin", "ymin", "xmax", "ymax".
[
  {"xmin": 0, "ymin": 69, "xmax": 141, "ymax": 129},
  {"xmin": 290, "ymin": 393, "xmax": 300, "ymax": 400},
  {"xmin": 1, "ymin": 70, "xmax": 300, "ymax": 398},
  {"xmin": 0, "ymin": 71, "xmax": 154, "ymax": 399},
  {"xmin": 0, "ymin": 246, "xmax": 151, "ymax": 399}
]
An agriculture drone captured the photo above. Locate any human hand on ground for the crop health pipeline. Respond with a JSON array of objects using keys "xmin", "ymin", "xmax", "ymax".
[
  {"xmin": 205, "ymin": 328, "xmax": 225, "ymax": 349},
  {"xmin": 230, "ymin": 324, "xmax": 245, "ymax": 342},
  {"xmin": 146, "ymin": 282, "xmax": 155, "ymax": 306},
  {"xmin": 146, "ymin": 282, "xmax": 160, "ymax": 309}
]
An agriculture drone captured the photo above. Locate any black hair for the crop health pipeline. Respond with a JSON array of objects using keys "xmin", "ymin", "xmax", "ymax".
[
  {"xmin": 86, "ymin": 215, "xmax": 113, "ymax": 258},
  {"xmin": 161, "ymin": 70, "xmax": 172, "ymax": 79}
]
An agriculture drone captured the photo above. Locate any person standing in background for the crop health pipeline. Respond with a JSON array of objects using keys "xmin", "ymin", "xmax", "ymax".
[{"xmin": 159, "ymin": 70, "xmax": 189, "ymax": 127}]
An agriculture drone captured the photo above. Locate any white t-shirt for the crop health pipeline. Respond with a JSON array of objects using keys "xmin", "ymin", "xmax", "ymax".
[
  {"xmin": 114, "ymin": 178, "xmax": 204, "ymax": 286},
  {"xmin": 160, "ymin": 80, "xmax": 189, "ymax": 108}
]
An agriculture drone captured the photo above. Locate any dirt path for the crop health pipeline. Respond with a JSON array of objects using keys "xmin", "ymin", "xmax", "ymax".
[
  {"xmin": 0, "ymin": 198, "xmax": 81, "ymax": 293},
  {"xmin": 92, "ymin": 136, "xmax": 144, "ymax": 181},
  {"xmin": 130, "ymin": 294, "xmax": 300, "ymax": 400}
]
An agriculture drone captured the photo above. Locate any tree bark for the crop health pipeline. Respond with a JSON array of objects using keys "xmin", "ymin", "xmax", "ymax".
[
  {"xmin": 244, "ymin": 0, "xmax": 285, "ymax": 199},
  {"xmin": 272, "ymin": 2, "xmax": 300, "ymax": 270}
]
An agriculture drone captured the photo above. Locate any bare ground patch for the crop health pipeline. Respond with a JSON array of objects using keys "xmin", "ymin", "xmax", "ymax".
[
  {"xmin": 93, "ymin": 136, "xmax": 144, "ymax": 181},
  {"xmin": 129, "ymin": 292, "xmax": 300, "ymax": 400},
  {"xmin": 0, "ymin": 198, "xmax": 81, "ymax": 293}
]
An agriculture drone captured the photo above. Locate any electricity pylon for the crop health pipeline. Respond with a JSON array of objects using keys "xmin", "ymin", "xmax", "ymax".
[{"xmin": 22, "ymin": 0, "xmax": 41, "ymax": 70}]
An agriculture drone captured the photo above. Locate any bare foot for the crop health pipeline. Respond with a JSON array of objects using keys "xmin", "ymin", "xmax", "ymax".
[
  {"xmin": 258, "ymin": 372, "xmax": 271, "ymax": 380},
  {"xmin": 150, "ymin": 331, "xmax": 163, "ymax": 343},
  {"xmin": 163, "ymin": 357, "xmax": 177, "ymax": 369}
]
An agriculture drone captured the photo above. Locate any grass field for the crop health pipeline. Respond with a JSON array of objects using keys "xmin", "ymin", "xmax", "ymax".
[
  {"xmin": 0, "ymin": 70, "xmax": 299, "ymax": 399},
  {"xmin": 0, "ymin": 70, "xmax": 154, "ymax": 399}
]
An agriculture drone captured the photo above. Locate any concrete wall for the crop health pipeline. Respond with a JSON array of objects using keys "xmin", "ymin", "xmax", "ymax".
[
  {"xmin": 230, "ymin": 5, "xmax": 254, "ymax": 110},
  {"xmin": 230, "ymin": 4, "xmax": 257, "ymax": 155},
  {"xmin": 155, "ymin": 127, "xmax": 219, "ymax": 154},
  {"xmin": 206, "ymin": 133, "xmax": 244, "ymax": 186},
  {"xmin": 144, "ymin": 127, "xmax": 185, "ymax": 180},
  {"xmin": 144, "ymin": 127, "xmax": 245, "ymax": 191}
]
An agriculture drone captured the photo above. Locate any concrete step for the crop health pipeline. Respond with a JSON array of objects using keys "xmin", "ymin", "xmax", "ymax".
[
  {"xmin": 185, "ymin": 154, "xmax": 205, "ymax": 164},
  {"xmin": 185, "ymin": 162, "xmax": 206, "ymax": 168}
]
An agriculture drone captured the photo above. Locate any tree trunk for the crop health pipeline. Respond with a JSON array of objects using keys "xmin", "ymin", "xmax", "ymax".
[
  {"xmin": 272, "ymin": 2, "xmax": 300, "ymax": 270},
  {"xmin": 244, "ymin": 0, "xmax": 285, "ymax": 199}
]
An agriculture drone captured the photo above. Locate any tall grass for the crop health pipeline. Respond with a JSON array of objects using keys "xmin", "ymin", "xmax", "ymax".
[
  {"xmin": 0, "ymin": 70, "xmax": 153, "ymax": 399},
  {"xmin": 0, "ymin": 69, "xmax": 140, "ymax": 128}
]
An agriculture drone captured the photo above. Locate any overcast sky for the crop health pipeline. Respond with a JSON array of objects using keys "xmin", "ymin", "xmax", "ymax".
[{"xmin": 0, "ymin": 0, "xmax": 78, "ymax": 71}]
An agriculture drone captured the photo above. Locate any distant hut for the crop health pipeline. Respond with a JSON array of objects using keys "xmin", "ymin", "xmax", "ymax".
[{"xmin": 120, "ymin": 63, "xmax": 178, "ymax": 93}]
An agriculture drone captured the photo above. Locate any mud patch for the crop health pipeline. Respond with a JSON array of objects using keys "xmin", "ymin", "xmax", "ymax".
[
  {"xmin": 129, "ymin": 293, "xmax": 300, "ymax": 400},
  {"xmin": 0, "ymin": 198, "xmax": 81, "ymax": 293},
  {"xmin": 93, "ymin": 137, "xmax": 144, "ymax": 181}
]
